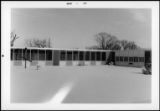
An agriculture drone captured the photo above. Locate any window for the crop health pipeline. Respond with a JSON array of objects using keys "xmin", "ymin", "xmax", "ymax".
[
  {"xmin": 91, "ymin": 52, "xmax": 96, "ymax": 61},
  {"xmin": 79, "ymin": 51, "xmax": 84, "ymax": 61},
  {"xmin": 120, "ymin": 56, "xmax": 123, "ymax": 61},
  {"xmin": 124, "ymin": 57, "xmax": 128, "ymax": 62},
  {"xmin": 14, "ymin": 49, "xmax": 23, "ymax": 60},
  {"xmin": 39, "ymin": 50, "xmax": 45, "ymax": 60},
  {"xmin": 31, "ymin": 50, "xmax": 38, "ymax": 60},
  {"xmin": 96, "ymin": 52, "xmax": 101, "ymax": 61},
  {"xmin": 73, "ymin": 51, "xmax": 78, "ymax": 60},
  {"xmin": 134, "ymin": 57, "xmax": 138, "ymax": 62},
  {"xmin": 23, "ymin": 49, "xmax": 30, "ymax": 60},
  {"xmin": 102, "ymin": 52, "xmax": 106, "ymax": 61},
  {"xmin": 129, "ymin": 57, "xmax": 134, "ymax": 62},
  {"xmin": 85, "ymin": 51, "xmax": 90, "ymax": 61},
  {"xmin": 139, "ymin": 57, "xmax": 144, "ymax": 62},
  {"xmin": 116, "ymin": 57, "xmax": 119, "ymax": 61},
  {"xmin": 46, "ymin": 50, "xmax": 52, "ymax": 60},
  {"xmin": 67, "ymin": 51, "xmax": 72, "ymax": 60},
  {"xmin": 60, "ymin": 50, "xmax": 66, "ymax": 60}
]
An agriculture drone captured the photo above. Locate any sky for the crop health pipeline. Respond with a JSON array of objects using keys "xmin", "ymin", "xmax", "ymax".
[{"xmin": 11, "ymin": 8, "xmax": 151, "ymax": 49}]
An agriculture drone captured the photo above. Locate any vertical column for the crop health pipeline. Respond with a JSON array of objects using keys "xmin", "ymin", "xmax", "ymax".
[
  {"xmin": 37, "ymin": 49, "xmax": 39, "ymax": 61},
  {"xmin": 101, "ymin": 51, "xmax": 103, "ymax": 65},
  {"xmin": 22, "ymin": 48, "xmax": 23, "ymax": 61},
  {"xmin": 84, "ymin": 51, "xmax": 85, "ymax": 61},
  {"xmin": 83, "ymin": 51, "xmax": 85, "ymax": 65},
  {"xmin": 44, "ymin": 50, "xmax": 46, "ymax": 62},
  {"xmin": 144, "ymin": 50, "xmax": 145, "ymax": 66},
  {"xmin": 89, "ymin": 51, "xmax": 91, "ymax": 62},
  {"xmin": 90, "ymin": 51, "xmax": 92, "ymax": 65},
  {"xmin": 65, "ymin": 50, "xmax": 67, "ymax": 66},
  {"xmin": 100, "ymin": 51, "xmax": 102, "ymax": 65},
  {"xmin": 52, "ymin": 50, "xmax": 53, "ymax": 61},
  {"xmin": 72, "ymin": 50, "xmax": 73, "ymax": 61},
  {"xmin": 52, "ymin": 50, "xmax": 54, "ymax": 66},
  {"xmin": 100, "ymin": 51, "xmax": 102, "ymax": 62},
  {"xmin": 71, "ymin": 50, "xmax": 73, "ymax": 66},
  {"xmin": 95, "ymin": 51, "xmax": 96, "ymax": 62},
  {"xmin": 29, "ymin": 49, "xmax": 30, "ymax": 61},
  {"xmin": 78, "ymin": 51, "xmax": 79, "ymax": 61},
  {"xmin": 114, "ymin": 51, "xmax": 116, "ymax": 65},
  {"xmin": 100, "ymin": 51, "xmax": 102, "ymax": 61},
  {"xmin": 77, "ymin": 51, "xmax": 79, "ymax": 66},
  {"xmin": 12, "ymin": 49, "xmax": 14, "ymax": 65},
  {"xmin": 24, "ymin": 48, "xmax": 26, "ymax": 68},
  {"xmin": 21, "ymin": 49, "xmax": 23, "ymax": 66},
  {"xmin": 30, "ymin": 49, "xmax": 31, "ymax": 61},
  {"xmin": 65, "ymin": 50, "xmax": 67, "ymax": 61},
  {"xmin": 12, "ymin": 49, "xmax": 14, "ymax": 61},
  {"xmin": 105, "ymin": 52, "xmax": 107, "ymax": 61}
]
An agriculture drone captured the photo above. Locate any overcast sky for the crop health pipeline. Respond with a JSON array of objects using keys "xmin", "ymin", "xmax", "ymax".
[{"xmin": 11, "ymin": 8, "xmax": 151, "ymax": 49}]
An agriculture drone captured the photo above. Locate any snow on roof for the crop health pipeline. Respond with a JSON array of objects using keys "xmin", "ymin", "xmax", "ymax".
[{"xmin": 11, "ymin": 47, "xmax": 112, "ymax": 52}]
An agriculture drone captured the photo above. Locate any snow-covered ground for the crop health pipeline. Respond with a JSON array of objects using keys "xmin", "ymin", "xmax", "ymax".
[{"xmin": 11, "ymin": 65, "xmax": 151, "ymax": 103}]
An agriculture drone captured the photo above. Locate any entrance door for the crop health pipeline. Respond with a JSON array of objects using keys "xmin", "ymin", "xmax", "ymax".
[
  {"xmin": 53, "ymin": 50, "xmax": 60, "ymax": 66},
  {"xmin": 145, "ymin": 51, "xmax": 151, "ymax": 64},
  {"xmin": 107, "ymin": 51, "xmax": 115, "ymax": 65}
]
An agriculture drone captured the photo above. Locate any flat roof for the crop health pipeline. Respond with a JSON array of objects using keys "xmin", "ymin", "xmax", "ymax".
[
  {"xmin": 11, "ymin": 47, "xmax": 150, "ymax": 52},
  {"xmin": 11, "ymin": 47, "xmax": 111, "ymax": 52}
]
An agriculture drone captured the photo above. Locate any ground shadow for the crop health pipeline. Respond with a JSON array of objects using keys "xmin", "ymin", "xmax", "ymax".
[{"xmin": 133, "ymin": 72, "xmax": 151, "ymax": 75}]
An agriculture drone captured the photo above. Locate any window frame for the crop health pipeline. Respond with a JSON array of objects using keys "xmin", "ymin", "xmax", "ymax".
[
  {"xmin": 91, "ymin": 51, "xmax": 96, "ymax": 61},
  {"xmin": 85, "ymin": 51, "xmax": 90, "ymax": 61},
  {"xmin": 60, "ymin": 50, "xmax": 66, "ymax": 60},
  {"xmin": 14, "ymin": 48, "xmax": 23, "ymax": 60},
  {"xmin": 22, "ymin": 49, "xmax": 31, "ymax": 60},
  {"xmin": 46, "ymin": 50, "xmax": 52, "ymax": 61},
  {"xmin": 139, "ymin": 57, "xmax": 144, "ymax": 62},
  {"xmin": 67, "ymin": 51, "xmax": 72, "ymax": 61},
  {"xmin": 101, "ymin": 52, "xmax": 106, "ymax": 61},
  {"xmin": 38, "ymin": 49, "xmax": 45, "ymax": 61},
  {"xmin": 134, "ymin": 57, "xmax": 138, "ymax": 62},
  {"xmin": 73, "ymin": 51, "xmax": 79, "ymax": 61},
  {"xmin": 96, "ymin": 51, "xmax": 101, "ymax": 61},
  {"xmin": 79, "ymin": 51, "xmax": 84, "ymax": 61},
  {"xmin": 124, "ymin": 57, "xmax": 128, "ymax": 62},
  {"xmin": 129, "ymin": 57, "xmax": 134, "ymax": 62},
  {"xmin": 120, "ymin": 56, "xmax": 123, "ymax": 62}
]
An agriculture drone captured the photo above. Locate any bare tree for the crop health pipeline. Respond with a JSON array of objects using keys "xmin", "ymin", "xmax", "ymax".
[
  {"xmin": 120, "ymin": 40, "xmax": 139, "ymax": 50},
  {"xmin": 120, "ymin": 40, "xmax": 128, "ymax": 50},
  {"xmin": 95, "ymin": 32, "xmax": 111, "ymax": 49},
  {"xmin": 25, "ymin": 38, "xmax": 52, "ymax": 48},
  {"xmin": 47, "ymin": 38, "xmax": 52, "ymax": 48},
  {"xmin": 94, "ymin": 32, "xmax": 140, "ymax": 50},
  {"xmin": 11, "ymin": 32, "xmax": 20, "ymax": 47},
  {"xmin": 110, "ymin": 40, "xmax": 122, "ymax": 50},
  {"xmin": 95, "ymin": 32, "xmax": 121, "ymax": 50}
]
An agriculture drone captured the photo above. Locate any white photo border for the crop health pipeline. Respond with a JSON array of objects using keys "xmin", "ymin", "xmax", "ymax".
[{"xmin": 1, "ymin": 1, "xmax": 159, "ymax": 110}]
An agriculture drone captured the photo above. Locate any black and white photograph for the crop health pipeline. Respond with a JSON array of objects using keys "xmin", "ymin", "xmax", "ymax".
[{"xmin": 1, "ymin": 1, "xmax": 159, "ymax": 110}]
